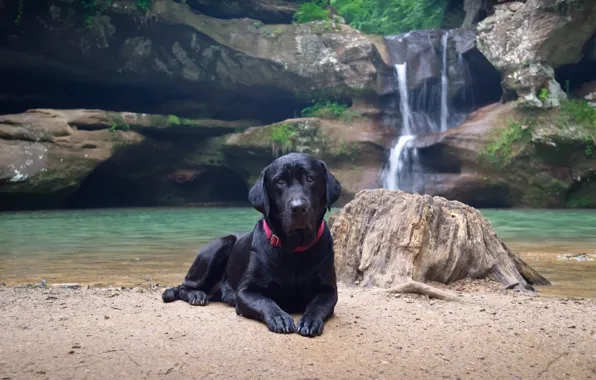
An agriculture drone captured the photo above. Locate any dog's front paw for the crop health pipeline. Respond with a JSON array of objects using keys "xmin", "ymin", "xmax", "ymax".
[
  {"xmin": 264, "ymin": 311, "xmax": 296, "ymax": 334},
  {"xmin": 161, "ymin": 287, "xmax": 179, "ymax": 303},
  {"xmin": 186, "ymin": 290, "xmax": 209, "ymax": 306},
  {"xmin": 297, "ymin": 314, "xmax": 324, "ymax": 337}
]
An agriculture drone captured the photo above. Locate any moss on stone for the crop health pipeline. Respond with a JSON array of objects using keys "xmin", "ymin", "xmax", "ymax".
[{"xmin": 480, "ymin": 118, "xmax": 533, "ymax": 167}]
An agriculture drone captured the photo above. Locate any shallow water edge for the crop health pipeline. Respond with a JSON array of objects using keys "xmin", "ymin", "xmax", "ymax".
[{"xmin": 1, "ymin": 207, "xmax": 595, "ymax": 299}]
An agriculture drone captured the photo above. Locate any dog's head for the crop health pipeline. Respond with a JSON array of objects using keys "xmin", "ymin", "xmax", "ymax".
[{"xmin": 248, "ymin": 153, "xmax": 341, "ymax": 245}]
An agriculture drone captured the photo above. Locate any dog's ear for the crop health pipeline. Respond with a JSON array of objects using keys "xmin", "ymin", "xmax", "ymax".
[
  {"xmin": 319, "ymin": 160, "xmax": 342, "ymax": 211},
  {"xmin": 248, "ymin": 166, "xmax": 270, "ymax": 217}
]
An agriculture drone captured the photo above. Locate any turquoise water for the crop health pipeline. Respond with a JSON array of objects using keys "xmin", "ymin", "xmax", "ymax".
[{"xmin": 1, "ymin": 208, "xmax": 595, "ymax": 298}]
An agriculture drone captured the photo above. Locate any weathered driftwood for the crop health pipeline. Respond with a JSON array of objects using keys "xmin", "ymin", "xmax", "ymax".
[{"xmin": 329, "ymin": 189, "xmax": 550, "ymax": 293}]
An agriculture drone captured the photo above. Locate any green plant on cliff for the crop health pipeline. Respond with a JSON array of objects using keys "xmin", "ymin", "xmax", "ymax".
[
  {"xmin": 330, "ymin": 0, "xmax": 448, "ymax": 35},
  {"xmin": 293, "ymin": 1, "xmax": 331, "ymax": 23},
  {"xmin": 481, "ymin": 119, "xmax": 533, "ymax": 167},
  {"xmin": 560, "ymin": 99, "xmax": 596, "ymax": 129},
  {"xmin": 14, "ymin": 0, "xmax": 24, "ymax": 25},
  {"xmin": 168, "ymin": 115, "xmax": 181, "ymax": 125},
  {"xmin": 584, "ymin": 136, "xmax": 594, "ymax": 157},
  {"xmin": 78, "ymin": 0, "xmax": 153, "ymax": 27},
  {"xmin": 271, "ymin": 123, "xmax": 298, "ymax": 148},
  {"xmin": 110, "ymin": 120, "xmax": 131, "ymax": 132},
  {"xmin": 538, "ymin": 88, "xmax": 550, "ymax": 102},
  {"xmin": 301, "ymin": 100, "xmax": 348, "ymax": 119},
  {"xmin": 567, "ymin": 195, "xmax": 593, "ymax": 209}
]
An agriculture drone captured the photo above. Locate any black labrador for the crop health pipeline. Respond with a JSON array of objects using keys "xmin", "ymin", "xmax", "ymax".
[{"xmin": 162, "ymin": 152, "xmax": 342, "ymax": 337}]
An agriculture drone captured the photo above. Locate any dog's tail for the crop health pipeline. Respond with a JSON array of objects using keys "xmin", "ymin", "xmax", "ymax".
[{"xmin": 161, "ymin": 234, "xmax": 238, "ymax": 303}]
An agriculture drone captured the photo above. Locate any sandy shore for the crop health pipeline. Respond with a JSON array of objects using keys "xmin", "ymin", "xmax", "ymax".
[{"xmin": 0, "ymin": 280, "xmax": 595, "ymax": 380}]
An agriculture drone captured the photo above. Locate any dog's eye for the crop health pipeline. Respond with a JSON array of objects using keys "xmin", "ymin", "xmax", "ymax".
[
  {"xmin": 276, "ymin": 178, "xmax": 286, "ymax": 186},
  {"xmin": 305, "ymin": 175, "xmax": 314, "ymax": 183}
]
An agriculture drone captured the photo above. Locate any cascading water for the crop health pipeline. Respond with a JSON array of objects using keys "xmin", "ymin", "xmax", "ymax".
[
  {"xmin": 384, "ymin": 62, "xmax": 414, "ymax": 191},
  {"xmin": 382, "ymin": 30, "xmax": 470, "ymax": 193},
  {"xmin": 440, "ymin": 32, "xmax": 449, "ymax": 132}
]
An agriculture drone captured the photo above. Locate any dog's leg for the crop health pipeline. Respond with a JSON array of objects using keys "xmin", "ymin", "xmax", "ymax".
[
  {"xmin": 297, "ymin": 265, "xmax": 338, "ymax": 337},
  {"xmin": 162, "ymin": 235, "xmax": 236, "ymax": 305},
  {"xmin": 220, "ymin": 279, "xmax": 237, "ymax": 307},
  {"xmin": 235, "ymin": 253, "xmax": 296, "ymax": 334},
  {"xmin": 236, "ymin": 286, "xmax": 296, "ymax": 334}
]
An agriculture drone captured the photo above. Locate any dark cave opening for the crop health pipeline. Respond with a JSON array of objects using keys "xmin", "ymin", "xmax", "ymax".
[
  {"xmin": 63, "ymin": 138, "xmax": 251, "ymax": 209},
  {"xmin": 455, "ymin": 48, "xmax": 503, "ymax": 112},
  {"xmin": 188, "ymin": 1, "xmax": 296, "ymax": 24},
  {"xmin": 565, "ymin": 172, "xmax": 596, "ymax": 208},
  {"xmin": 554, "ymin": 54, "xmax": 596, "ymax": 96},
  {"xmin": 0, "ymin": 69, "xmax": 308, "ymax": 124}
]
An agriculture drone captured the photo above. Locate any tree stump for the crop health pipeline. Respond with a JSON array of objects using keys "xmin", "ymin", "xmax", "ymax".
[{"xmin": 329, "ymin": 189, "xmax": 550, "ymax": 292}]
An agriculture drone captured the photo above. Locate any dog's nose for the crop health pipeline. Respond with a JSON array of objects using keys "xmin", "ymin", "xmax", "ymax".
[{"xmin": 289, "ymin": 199, "xmax": 309, "ymax": 215}]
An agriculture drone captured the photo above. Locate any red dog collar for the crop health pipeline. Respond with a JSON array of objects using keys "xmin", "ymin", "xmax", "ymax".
[{"xmin": 262, "ymin": 220, "xmax": 325, "ymax": 252}]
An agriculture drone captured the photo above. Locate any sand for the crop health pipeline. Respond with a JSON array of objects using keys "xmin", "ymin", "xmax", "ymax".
[{"xmin": 0, "ymin": 280, "xmax": 595, "ymax": 380}]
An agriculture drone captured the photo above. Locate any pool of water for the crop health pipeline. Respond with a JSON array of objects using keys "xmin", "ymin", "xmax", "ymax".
[{"xmin": 1, "ymin": 208, "xmax": 595, "ymax": 299}]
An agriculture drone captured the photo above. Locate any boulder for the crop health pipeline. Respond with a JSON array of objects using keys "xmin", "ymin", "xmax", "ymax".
[
  {"xmin": 0, "ymin": 109, "xmax": 142, "ymax": 209},
  {"xmin": 408, "ymin": 101, "xmax": 596, "ymax": 208},
  {"xmin": 502, "ymin": 63, "xmax": 567, "ymax": 108},
  {"xmin": 329, "ymin": 188, "xmax": 550, "ymax": 291},
  {"xmin": 477, "ymin": 0, "xmax": 596, "ymax": 71},
  {"xmin": 0, "ymin": 108, "xmax": 256, "ymax": 210},
  {"xmin": 476, "ymin": 0, "xmax": 596, "ymax": 108}
]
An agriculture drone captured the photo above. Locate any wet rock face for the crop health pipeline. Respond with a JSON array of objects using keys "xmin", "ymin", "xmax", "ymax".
[
  {"xmin": 383, "ymin": 28, "xmax": 477, "ymax": 97},
  {"xmin": 0, "ymin": 109, "xmax": 143, "ymax": 210},
  {"xmin": 0, "ymin": 0, "xmax": 385, "ymax": 121},
  {"xmin": 476, "ymin": 0, "xmax": 596, "ymax": 108},
  {"xmin": 409, "ymin": 102, "xmax": 596, "ymax": 208}
]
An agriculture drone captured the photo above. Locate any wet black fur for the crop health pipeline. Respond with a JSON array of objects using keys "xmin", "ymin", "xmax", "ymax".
[{"xmin": 162, "ymin": 153, "xmax": 342, "ymax": 337}]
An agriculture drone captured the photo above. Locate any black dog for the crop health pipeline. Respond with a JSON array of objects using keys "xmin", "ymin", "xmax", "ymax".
[{"xmin": 162, "ymin": 153, "xmax": 342, "ymax": 337}]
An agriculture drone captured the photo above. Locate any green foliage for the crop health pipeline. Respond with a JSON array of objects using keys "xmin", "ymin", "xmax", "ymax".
[
  {"xmin": 271, "ymin": 123, "xmax": 298, "ymax": 146},
  {"xmin": 293, "ymin": 1, "xmax": 331, "ymax": 24},
  {"xmin": 14, "ymin": 0, "xmax": 24, "ymax": 25},
  {"xmin": 168, "ymin": 115, "xmax": 181, "ymax": 125},
  {"xmin": 538, "ymin": 88, "xmax": 550, "ymax": 102},
  {"xmin": 136, "ymin": 0, "xmax": 152, "ymax": 10},
  {"xmin": 301, "ymin": 100, "xmax": 348, "ymax": 119},
  {"xmin": 22, "ymin": 0, "xmax": 155, "ymax": 28},
  {"xmin": 567, "ymin": 195, "xmax": 593, "ymax": 209},
  {"xmin": 560, "ymin": 99, "xmax": 596, "ymax": 129},
  {"xmin": 110, "ymin": 120, "xmax": 131, "ymax": 132},
  {"xmin": 584, "ymin": 137, "xmax": 594, "ymax": 157},
  {"xmin": 481, "ymin": 118, "xmax": 532, "ymax": 167},
  {"xmin": 253, "ymin": 20, "xmax": 263, "ymax": 29},
  {"xmin": 331, "ymin": 0, "xmax": 449, "ymax": 35}
]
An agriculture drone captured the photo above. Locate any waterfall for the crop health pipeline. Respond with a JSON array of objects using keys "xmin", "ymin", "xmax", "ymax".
[
  {"xmin": 440, "ymin": 32, "xmax": 449, "ymax": 132},
  {"xmin": 382, "ymin": 30, "xmax": 469, "ymax": 193},
  {"xmin": 383, "ymin": 63, "xmax": 414, "ymax": 191}
]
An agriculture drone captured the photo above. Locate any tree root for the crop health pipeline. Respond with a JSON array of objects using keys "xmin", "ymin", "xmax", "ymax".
[{"xmin": 379, "ymin": 281, "xmax": 459, "ymax": 301}]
